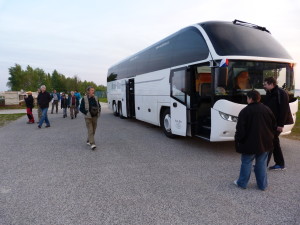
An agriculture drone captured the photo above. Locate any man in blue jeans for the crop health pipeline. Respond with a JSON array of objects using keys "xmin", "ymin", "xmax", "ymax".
[
  {"xmin": 234, "ymin": 90, "xmax": 276, "ymax": 191},
  {"xmin": 37, "ymin": 85, "xmax": 52, "ymax": 128}
]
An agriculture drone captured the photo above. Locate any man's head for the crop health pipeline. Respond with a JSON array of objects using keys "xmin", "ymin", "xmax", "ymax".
[
  {"xmin": 86, "ymin": 86, "xmax": 95, "ymax": 96},
  {"xmin": 40, "ymin": 85, "xmax": 46, "ymax": 92},
  {"xmin": 53, "ymin": 90, "xmax": 57, "ymax": 93},
  {"xmin": 263, "ymin": 77, "xmax": 277, "ymax": 91},
  {"xmin": 247, "ymin": 90, "xmax": 261, "ymax": 104}
]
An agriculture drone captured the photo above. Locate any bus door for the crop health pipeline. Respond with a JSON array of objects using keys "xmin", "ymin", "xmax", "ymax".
[
  {"xmin": 170, "ymin": 68, "xmax": 188, "ymax": 136},
  {"xmin": 120, "ymin": 79, "xmax": 127, "ymax": 117},
  {"xmin": 126, "ymin": 78, "xmax": 135, "ymax": 118}
]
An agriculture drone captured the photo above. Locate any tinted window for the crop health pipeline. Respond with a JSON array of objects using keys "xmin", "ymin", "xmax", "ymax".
[
  {"xmin": 148, "ymin": 38, "xmax": 174, "ymax": 72},
  {"xmin": 172, "ymin": 28, "xmax": 209, "ymax": 66},
  {"xmin": 135, "ymin": 51, "xmax": 150, "ymax": 75},
  {"xmin": 201, "ymin": 22, "xmax": 292, "ymax": 59}
]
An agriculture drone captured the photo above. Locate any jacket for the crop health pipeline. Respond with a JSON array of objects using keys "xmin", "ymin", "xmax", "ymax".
[
  {"xmin": 235, "ymin": 102, "xmax": 277, "ymax": 154},
  {"xmin": 37, "ymin": 91, "xmax": 52, "ymax": 109},
  {"xmin": 68, "ymin": 95, "xmax": 79, "ymax": 107},
  {"xmin": 263, "ymin": 85, "xmax": 293, "ymax": 127},
  {"xmin": 50, "ymin": 92, "xmax": 61, "ymax": 101},
  {"xmin": 79, "ymin": 95, "xmax": 101, "ymax": 118},
  {"xmin": 61, "ymin": 97, "xmax": 68, "ymax": 108},
  {"xmin": 25, "ymin": 95, "xmax": 34, "ymax": 108}
]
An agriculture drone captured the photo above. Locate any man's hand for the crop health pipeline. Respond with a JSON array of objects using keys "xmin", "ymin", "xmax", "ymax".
[{"xmin": 277, "ymin": 126, "xmax": 283, "ymax": 132}]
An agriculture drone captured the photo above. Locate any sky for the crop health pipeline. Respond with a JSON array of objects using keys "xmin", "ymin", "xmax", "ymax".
[{"xmin": 1, "ymin": 0, "xmax": 300, "ymax": 92}]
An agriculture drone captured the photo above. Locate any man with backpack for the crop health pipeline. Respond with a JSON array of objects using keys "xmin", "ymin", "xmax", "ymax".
[
  {"xmin": 79, "ymin": 86, "xmax": 101, "ymax": 150},
  {"xmin": 263, "ymin": 77, "xmax": 294, "ymax": 170}
]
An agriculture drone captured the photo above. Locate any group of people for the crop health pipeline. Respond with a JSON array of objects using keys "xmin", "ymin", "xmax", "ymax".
[
  {"xmin": 24, "ymin": 85, "xmax": 101, "ymax": 150},
  {"xmin": 234, "ymin": 77, "xmax": 293, "ymax": 191}
]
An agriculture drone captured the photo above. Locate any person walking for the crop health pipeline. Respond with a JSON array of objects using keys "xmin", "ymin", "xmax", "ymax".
[
  {"xmin": 74, "ymin": 90, "xmax": 81, "ymax": 112},
  {"xmin": 68, "ymin": 91, "xmax": 79, "ymax": 119},
  {"xmin": 234, "ymin": 90, "xmax": 276, "ymax": 191},
  {"xmin": 79, "ymin": 86, "xmax": 101, "ymax": 150},
  {"xmin": 263, "ymin": 77, "xmax": 294, "ymax": 170},
  {"xmin": 37, "ymin": 85, "xmax": 52, "ymax": 128},
  {"xmin": 24, "ymin": 91, "xmax": 35, "ymax": 124},
  {"xmin": 37, "ymin": 88, "xmax": 42, "ymax": 123},
  {"xmin": 51, "ymin": 89, "xmax": 60, "ymax": 114},
  {"xmin": 61, "ymin": 93, "xmax": 68, "ymax": 118}
]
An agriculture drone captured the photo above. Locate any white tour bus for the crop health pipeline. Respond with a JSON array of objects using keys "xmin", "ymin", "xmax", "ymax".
[{"xmin": 107, "ymin": 20, "xmax": 298, "ymax": 141}]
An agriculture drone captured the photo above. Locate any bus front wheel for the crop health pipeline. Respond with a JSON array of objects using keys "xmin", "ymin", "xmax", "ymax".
[{"xmin": 161, "ymin": 108, "xmax": 175, "ymax": 138}]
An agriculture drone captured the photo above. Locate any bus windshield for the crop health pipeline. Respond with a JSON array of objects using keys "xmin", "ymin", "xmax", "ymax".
[{"xmin": 215, "ymin": 60, "xmax": 295, "ymax": 96}]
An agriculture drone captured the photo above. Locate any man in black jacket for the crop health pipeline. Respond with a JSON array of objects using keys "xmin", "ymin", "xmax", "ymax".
[
  {"xmin": 234, "ymin": 90, "xmax": 276, "ymax": 191},
  {"xmin": 80, "ymin": 86, "xmax": 101, "ymax": 150},
  {"xmin": 37, "ymin": 85, "xmax": 52, "ymax": 128},
  {"xmin": 24, "ymin": 91, "xmax": 35, "ymax": 124},
  {"xmin": 263, "ymin": 77, "xmax": 293, "ymax": 170}
]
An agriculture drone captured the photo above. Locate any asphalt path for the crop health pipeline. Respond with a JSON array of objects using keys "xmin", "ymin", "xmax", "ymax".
[{"xmin": 0, "ymin": 104, "xmax": 300, "ymax": 225}]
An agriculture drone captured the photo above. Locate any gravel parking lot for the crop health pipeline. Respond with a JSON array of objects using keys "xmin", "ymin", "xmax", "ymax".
[{"xmin": 0, "ymin": 104, "xmax": 299, "ymax": 225}]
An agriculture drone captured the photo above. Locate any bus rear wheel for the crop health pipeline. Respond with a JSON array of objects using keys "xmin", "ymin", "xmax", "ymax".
[
  {"xmin": 118, "ymin": 102, "xmax": 125, "ymax": 119},
  {"xmin": 113, "ymin": 102, "xmax": 119, "ymax": 116},
  {"xmin": 161, "ymin": 108, "xmax": 175, "ymax": 138}
]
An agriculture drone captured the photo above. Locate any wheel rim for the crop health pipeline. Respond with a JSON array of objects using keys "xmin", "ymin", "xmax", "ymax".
[{"xmin": 164, "ymin": 114, "xmax": 171, "ymax": 132}]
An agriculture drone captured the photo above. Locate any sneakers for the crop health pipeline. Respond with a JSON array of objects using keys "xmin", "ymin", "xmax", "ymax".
[
  {"xmin": 269, "ymin": 165, "xmax": 286, "ymax": 170},
  {"xmin": 45, "ymin": 125, "xmax": 50, "ymax": 128},
  {"xmin": 38, "ymin": 125, "xmax": 41, "ymax": 128},
  {"xmin": 233, "ymin": 180, "xmax": 246, "ymax": 189},
  {"xmin": 86, "ymin": 141, "xmax": 91, "ymax": 146},
  {"xmin": 91, "ymin": 144, "xmax": 96, "ymax": 150}
]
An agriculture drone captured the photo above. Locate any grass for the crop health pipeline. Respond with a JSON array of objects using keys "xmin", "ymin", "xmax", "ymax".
[
  {"xmin": 0, "ymin": 105, "xmax": 26, "ymax": 110},
  {"xmin": 99, "ymin": 98, "xmax": 108, "ymax": 103},
  {"xmin": 0, "ymin": 113, "xmax": 26, "ymax": 127},
  {"xmin": 284, "ymin": 99, "xmax": 300, "ymax": 141}
]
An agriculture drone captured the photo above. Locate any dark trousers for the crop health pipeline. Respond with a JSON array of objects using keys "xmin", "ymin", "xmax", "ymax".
[
  {"xmin": 267, "ymin": 131, "xmax": 285, "ymax": 167},
  {"xmin": 51, "ymin": 100, "xmax": 58, "ymax": 113}
]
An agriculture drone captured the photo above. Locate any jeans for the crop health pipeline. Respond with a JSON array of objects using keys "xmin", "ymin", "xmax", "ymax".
[
  {"xmin": 267, "ymin": 131, "xmax": 285, "ymax": 167},
  {"xmin": 237, "ymin": 152, "xmax": 268, "ymax": 190},
  {"xmin": 63, "ymin": 108, "xmax": 67, "ymax": 117},
  {"xmin": 39, "ymin": 108, "xmax": 50, "ymax": 127}
]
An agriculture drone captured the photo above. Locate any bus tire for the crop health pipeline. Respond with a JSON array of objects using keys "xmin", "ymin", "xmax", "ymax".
[
  {"xmin": 118, "ymin": 102, "xmax": 125, "ymax": 119},
  {"xmin": 113, "ymin": 102, "xmax": 119, "ymax": 116},
  {"xmin": 161, "ymin": 108, "xmax": 175, "ymax": 138}
]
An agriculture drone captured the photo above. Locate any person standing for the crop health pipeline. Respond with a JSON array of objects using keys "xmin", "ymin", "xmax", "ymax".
[
  {"xmin": 37, "ymin": 88, "xmax": 42, "ymax": 123},
  {"xmin": 79, "ymin": 86, "xmax": 101, "ymax": 150},
  {"xmin": 37, "ymin": 85, "xmax": 52, "ymax": 128},
  {"xmin": 51, "ymin": 89, "xmax": 60, "ymax": 114},
  {"xmin": 24, "ymin": 91, "xmax": 35, "ymax": 124},
  {"xmin": 61, "ymin": 93, "xmax": 68, "ymax": 118},
  {"xmin": 263, "ymin": 77, "xmax": 293, "ymax": 170},
  {"xmin": 68, "ymin": 91, "xmax": 79, "ymax": 119},
  {"xmin": 234, "ymin": 90, "xmax": 276, "ymax": 191}
]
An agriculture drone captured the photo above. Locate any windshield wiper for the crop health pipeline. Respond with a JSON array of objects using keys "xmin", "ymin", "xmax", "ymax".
[{"xmin": 233, "ymin": 19, "xmax": 271, "ymax": 34}]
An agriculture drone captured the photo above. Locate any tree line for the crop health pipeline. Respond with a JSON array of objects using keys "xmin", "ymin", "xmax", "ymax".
[{"xmin": 6, "ymin": 64, "xmax": 106, "ymax": 94}]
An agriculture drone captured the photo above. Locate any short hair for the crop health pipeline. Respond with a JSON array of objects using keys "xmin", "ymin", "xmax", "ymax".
[
  {"xmin": 40, "ymin": 85, "xmax": 46, "ymax": 89},
  {"xmin": 264, "ymin": 77, "xmax": 277, "ymax": 85},
  {"xmin": 247, "ymin": 90, "xmax": 261, "ymax": 102},
  {"xmin": 86, "ymin": 86, "xmax": 94, "ymax": 92}
]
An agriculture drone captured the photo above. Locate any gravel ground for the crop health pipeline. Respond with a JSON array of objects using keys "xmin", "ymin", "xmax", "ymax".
[{"xmin": 0, "ymin": 104, "xmax": 299, "ymax": 225}]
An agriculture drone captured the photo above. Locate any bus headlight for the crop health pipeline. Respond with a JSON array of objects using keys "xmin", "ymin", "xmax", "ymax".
[{"xmin": 219, "ymin": 112, "xmax": 238, "ymax": 122}]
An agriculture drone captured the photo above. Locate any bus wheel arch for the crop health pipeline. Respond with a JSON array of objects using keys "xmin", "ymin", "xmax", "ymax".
[{"xmin": 160, "ymin": 107, "xmax": 175, "ymax": 138}]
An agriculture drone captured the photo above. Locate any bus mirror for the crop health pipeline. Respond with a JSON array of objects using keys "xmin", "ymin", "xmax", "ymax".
[{"xmin": 215, "ymin": 67, "xmax": 228, "ymax": 87}]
